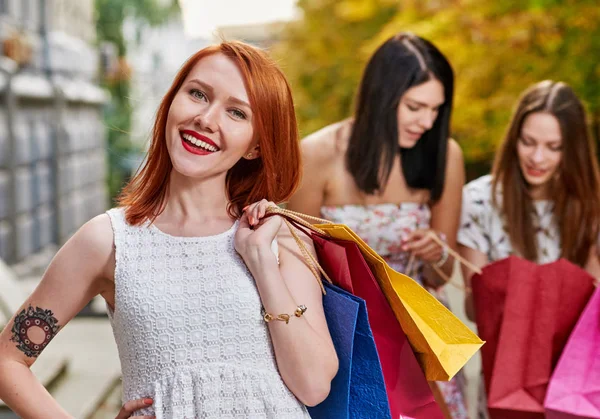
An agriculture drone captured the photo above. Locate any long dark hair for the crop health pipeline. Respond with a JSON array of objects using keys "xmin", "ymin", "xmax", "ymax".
[
  {"xmin": 346, "ymin": 32, "xmax": 454, "ymax": 201},
  {"xmin": 492, "ymin": 80, "xmax": 600, "ymax": 265}
]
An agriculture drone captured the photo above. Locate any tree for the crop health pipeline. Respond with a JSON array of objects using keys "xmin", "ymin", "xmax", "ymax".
[
  {"xmin": 273, "ymin": 0, "xmax": 398, "ymax": 137},
  {"xmin": 276, "ymin": 0, "xmax": 600, "ymax": 174},
  {"xmin": 95, "ymin": 0, "xmax": 179, "ymax": 202}
]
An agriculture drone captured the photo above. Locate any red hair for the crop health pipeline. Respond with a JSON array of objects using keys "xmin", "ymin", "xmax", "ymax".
[{"xmin": 118, "ymin": 41, "xmax": 301, "ymax": 224}]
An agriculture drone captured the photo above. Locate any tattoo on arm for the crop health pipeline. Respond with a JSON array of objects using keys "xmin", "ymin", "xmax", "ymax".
[{"xmin": 10, "ymin": 305, "xmax": 60, "ymax": 358}]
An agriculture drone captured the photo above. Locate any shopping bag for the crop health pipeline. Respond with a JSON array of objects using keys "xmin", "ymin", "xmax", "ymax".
[
  {"xmin": 313, "ymin": 222, "xmax": 483, "ymax": 381},
  {"xmin": 308, "ymin": 282, "xmax": 391, "ymax": 419},
  {"xmin": 312, "ymin": 234, "xmax": 444, "ymax": 418},
  {"xmin": 267, "ymin": 207, "xmax": 482, "ymax": 379},
  {"xmin": 472, "ymin": 256, "xmax": 595, "ymax": 418},
  {"xmin": 544, "ymin": 286, "xmax": 600, "ymax": 419}
]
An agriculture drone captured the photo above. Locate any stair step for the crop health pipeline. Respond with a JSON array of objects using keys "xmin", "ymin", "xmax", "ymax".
[
  {"xmin": 45, "ymin": 318, "xmax": 121, "ymax": 419},
  {"xmin": 50, "ymin": 370, "xmax": 121, "ymax": 419},
  {"xmin": 0, "ymin": 354, "xmax": 69, "ymax": 409},
  {"xmin": 31, "ymin": 354, "xmax": 69, "ymax": 389},
  {"xmin": 88, "ymin": 381, "xmax": 123, "ymax": 419},
  {"xmin": 0, "ymin": 260, "xmax": 26, "ymax": 327}
]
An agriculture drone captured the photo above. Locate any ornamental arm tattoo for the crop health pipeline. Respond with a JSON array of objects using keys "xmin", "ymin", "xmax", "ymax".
[{"xmin": 10, "ymin": 305, "xmax": 61, "ymax": 358}]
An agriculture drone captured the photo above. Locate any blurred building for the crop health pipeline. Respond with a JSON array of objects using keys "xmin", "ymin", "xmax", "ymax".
[
  {"xmin": 215, "ymin": 21, "xmax": 286, "ymax": 48},
  {"xmin": 0, "ymin": 0, "xmax": 107, "ymax": 268},
  {"xmin": 125, "ymin": 14, "xmax": 209, "ymax": 148}
]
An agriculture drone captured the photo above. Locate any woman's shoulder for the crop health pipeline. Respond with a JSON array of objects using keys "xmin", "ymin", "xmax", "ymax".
[
  {"xmin": 441, "ymin": 138, "xmax": 466, "ymax": 190},
  {"xmin": 447, "ymin": 138, "xmax": 464, "ymax": 161},
  {"xmin": 88, "ymin": 207, "xmax": 146, "ymax": 249},
  {"xmin": 463, "ymin": 175, "xmax": 496, "ymax": 210},
  {"xmin": 79, "ymin": 212, "xmax": 115, "ymax": 247},
  {"xmin": 58, "ymin": 212, "xmax": 115, "ymax": 280},
  {"xmin": 465, "ymin": 174, "xmax": 493, "ymax": 194},
  {"xmin": 301, "ymin": 120, "xmax": 350, "ymax": 164}
]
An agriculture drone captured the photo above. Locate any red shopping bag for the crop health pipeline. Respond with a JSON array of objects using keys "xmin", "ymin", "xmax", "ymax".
[
  {"xmin": 312, "ymin": 233, "xmax": 444, "ymax": 418},
  {"xmin": 277, "ymin": 213, "xmax": 443, "ymax": 419},
  {"xmin": 545, "ymin": 286, "xmax": 600, "ymax": 419},
  {"xmin": 472, "ymin": 256, "xmax": 595, "ymax": 419}
]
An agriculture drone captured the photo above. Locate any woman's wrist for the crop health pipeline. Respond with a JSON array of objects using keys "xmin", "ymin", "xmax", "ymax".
[
  {"xmin": 432, "ymin": 231, "xmax": 449, "ymax": 267},
  {"xmin": 241, "ymin": 242, "xmax": 275, "ymax": 262},
  {"xmin": 241, "ymin": 244, "xmax": 279, "ymax": 276},
  {"xmin": 433, "ymin": 247, "xmax": 449, "ymax": 268}
]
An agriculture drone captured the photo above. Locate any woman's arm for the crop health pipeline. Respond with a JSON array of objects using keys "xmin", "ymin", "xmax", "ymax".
[
  {"xmin": 0, "ymin": 215, "xmax": 114, "ymax": 418},
  {"xmin": 408, "ymin": 139, "xmax": 465, "ymax": 285},
  {"xmin": 236, "ymin": 202, "xmax": 338, "ymax": 406},
  {"xmin": 584, "ymin": 244, "xmax": 600, "ymax": 280},
  {"xmin": 457, "ymin": 244, "xmax": 489, "ymax": 322}
]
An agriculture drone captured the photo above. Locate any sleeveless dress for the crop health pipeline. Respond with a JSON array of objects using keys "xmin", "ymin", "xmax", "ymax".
[
  {"xmin": 321, "ymin": 203, "xmax": 469, "ymax": 419},
  {"xmin": 106, "ymin": 207, "xmax": 309, "ymax": 419}
]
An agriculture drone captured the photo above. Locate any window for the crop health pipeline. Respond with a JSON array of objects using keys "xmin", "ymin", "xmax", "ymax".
[
  {"xmin": 11, "ymin": 0, "xmax": 22, "ymax": 20},
  {"xmin": 28, "ymin": 0, "xmax": 40, "ymax": 31}
]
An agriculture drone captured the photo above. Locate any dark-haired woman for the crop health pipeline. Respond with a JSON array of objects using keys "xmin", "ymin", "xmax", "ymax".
[
  {"xmin": 288, "ymin": 32, "xmax": 468, "ymax": 418},
  {"xmin": 458, "ymin": 80, "xmax": 600, "ymax": 418}
]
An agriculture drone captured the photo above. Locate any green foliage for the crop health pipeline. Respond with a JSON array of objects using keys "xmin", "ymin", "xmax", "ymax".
[
  {"xmin": 273, "ymin": 0, "xmax": 397, "ymax": 137},
  {"xmin": 95, "ymin": 0, "xmax": 179, "ymax": 202},
  {"xmin": 276, "ymin": 0, "xmax": 600, "ymax": 174},
  {"xmin": 95, "ymin": 0, "xmax": 179, "ymax": 55}
]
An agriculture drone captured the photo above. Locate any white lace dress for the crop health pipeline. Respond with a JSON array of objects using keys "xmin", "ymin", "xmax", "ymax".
[{"xmin": 106, "ymin": 208, "xmax": 309, "ymax": 419}]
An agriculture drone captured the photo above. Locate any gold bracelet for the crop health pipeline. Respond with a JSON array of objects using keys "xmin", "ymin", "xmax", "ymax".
[{"xmin": 262, "ymin": 305, "xmax": 307, "ymax": 324}]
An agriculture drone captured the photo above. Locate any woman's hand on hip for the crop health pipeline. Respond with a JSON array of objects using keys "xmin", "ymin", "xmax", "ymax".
[{"xmin": 115, "ymin": 398, "xmax": 154, "ymax": 419}]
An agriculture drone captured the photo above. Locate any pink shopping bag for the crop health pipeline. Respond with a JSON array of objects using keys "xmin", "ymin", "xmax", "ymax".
[{"xmin": 544, "ymin": 286, "xmax": 600, "ymax": 419}]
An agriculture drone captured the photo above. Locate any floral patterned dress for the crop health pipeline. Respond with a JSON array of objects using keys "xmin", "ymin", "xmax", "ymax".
[
  {"xmin": 321, "ymin": 203, "xmax": 469, "ymax": 419},
  {"xmin": 458, "ymin": 175, "xmax": 559, "ymax": 263}
]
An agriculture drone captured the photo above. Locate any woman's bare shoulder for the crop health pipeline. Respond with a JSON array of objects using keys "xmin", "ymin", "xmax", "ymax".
[
  {"xmin": 79, "ymin": 214, "xmax": 114, "ymax": 251},
  {"xmin": 447, "ymin": 138, "xmax": 464, "ymax": 165},
  {"xmin": 301, "ymin": 120, "xmax": 350, "ymax": 165},
  {"xmin": 66, "ymin": 213, "xmax": 115, "ymax": 280}
]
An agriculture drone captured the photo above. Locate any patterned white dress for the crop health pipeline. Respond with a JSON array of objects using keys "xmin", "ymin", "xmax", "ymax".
[
  {"xmin": 106, "ymin": 207, "xmax": 309, "ymax": 419},
  {"xmin": 458, "ymin": 175, "xmax": 560, "ymax": 263},
  {"xmin": 321, "ymin": 203, "xmax": 469, "ymax": 419}
]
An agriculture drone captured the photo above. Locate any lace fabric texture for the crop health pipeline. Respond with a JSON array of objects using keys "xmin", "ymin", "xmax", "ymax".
[{"xmin": 106, "ymin": 208, "xmax": 309, "ymax": 419}]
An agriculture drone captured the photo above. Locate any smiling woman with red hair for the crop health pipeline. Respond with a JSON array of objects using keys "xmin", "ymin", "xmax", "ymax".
[
  {"xmin": 0, "ymin": 41, "xmax": 337, "ymax": 419},
  {"xmin": 120, "ymin": 41, "xmax": 302, "ymax": 224}
]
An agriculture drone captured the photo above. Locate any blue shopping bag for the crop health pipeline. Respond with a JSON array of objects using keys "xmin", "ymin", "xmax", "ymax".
[{"xmin": 308, "ymin": 282, "xmax": 391, "ymax": 419}]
